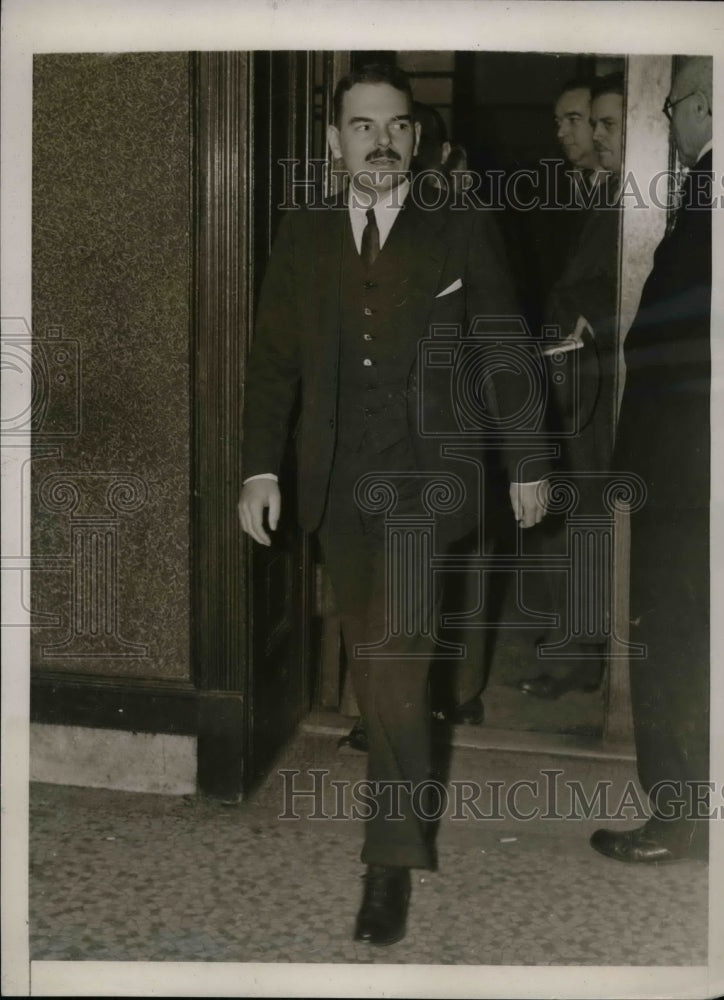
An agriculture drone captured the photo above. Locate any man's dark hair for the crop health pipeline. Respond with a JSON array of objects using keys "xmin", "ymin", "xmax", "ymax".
[
  {"xmin": 591, "ymin": 71, "xmax": 625, "ymax": 101},
  {"xmin": 333, "ymin": 63, "xmax": 413, "ymax": 126},
  {"xmin": 412, "ymin": 101, "xmax": 448, "ymax": 172},
  {"xmin": 557, "ymin": 76, "xmax": 596, "ymax": 101},
  {"xmin": 413, "ymin": 101, "xmax": 448, "ymax": 147}
]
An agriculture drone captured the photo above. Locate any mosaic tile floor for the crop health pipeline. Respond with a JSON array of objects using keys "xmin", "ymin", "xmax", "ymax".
[{"xmin": 30, "ymin": 733, "xmax": 708, "ymax": 966}]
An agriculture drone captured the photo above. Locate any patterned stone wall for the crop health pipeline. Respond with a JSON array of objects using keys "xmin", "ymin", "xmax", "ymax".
[{"xmin": 31, "ymin": 53, "xmax": 191, "ymax": 680}]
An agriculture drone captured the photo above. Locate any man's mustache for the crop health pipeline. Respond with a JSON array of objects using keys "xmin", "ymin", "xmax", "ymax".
[{"xmin": 365, "ymin": 149, "xmax": 401, "ymax": 163}]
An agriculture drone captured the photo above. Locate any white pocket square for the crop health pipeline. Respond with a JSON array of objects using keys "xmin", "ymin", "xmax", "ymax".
[
  {"xmin": 435, "ymin": 278, "xmax": 463, "ymax": 298},
  {"xmin": 541, "ymin": 315, "xmax": 593, "ymax": 356}
]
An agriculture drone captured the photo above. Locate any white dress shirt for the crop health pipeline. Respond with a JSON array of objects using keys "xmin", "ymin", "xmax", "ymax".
[{"xmin": 347, "ymin": 178, "xmax": 410, "ymax": 252}]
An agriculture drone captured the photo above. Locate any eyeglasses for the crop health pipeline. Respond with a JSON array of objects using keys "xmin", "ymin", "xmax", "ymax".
[{"xmin": 662, "ymin": 91, "xmax": 710, "ymax": 120}]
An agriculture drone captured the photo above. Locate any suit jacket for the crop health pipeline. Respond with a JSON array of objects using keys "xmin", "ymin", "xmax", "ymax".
[
  {"xmin": 543, "ymin": 176, "xmax": 620, "ymax": 493},
  {"xmin": 614, "ymin": 150, "xmax": 712, "ymax": 510},
  {"xmin": 242, "ymin": 191, "xmax": 550, "ymax": 535},
  {"xmin": 514, "ymin": 160, "xmax": 599, "ymax": 330}
]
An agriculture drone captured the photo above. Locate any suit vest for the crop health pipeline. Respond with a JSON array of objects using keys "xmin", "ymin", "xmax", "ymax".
[{"xmin": 336, "ymin": 222, "xmax": 415, "ymax": 456}]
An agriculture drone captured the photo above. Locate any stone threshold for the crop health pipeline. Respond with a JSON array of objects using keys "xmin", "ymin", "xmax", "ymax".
[{"xmin": 302, "ymin": 710, "xmax": 636, "ymax": 762}]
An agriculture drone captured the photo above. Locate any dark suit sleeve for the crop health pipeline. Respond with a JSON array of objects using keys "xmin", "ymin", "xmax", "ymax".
[
  {"xmin": 464, "ymin": 208, "xmax": 552, "ymax": 483},
  {"xmin": 546, "ymin": 205, "xmax": 619, "ymax": 341},
  {"xmin": 615, "ymin": 162, "xmax": 711, "ymax": 509},
  {"xmin": 242, "ymin": 211, "xmax": 303, "ymax": 480}
]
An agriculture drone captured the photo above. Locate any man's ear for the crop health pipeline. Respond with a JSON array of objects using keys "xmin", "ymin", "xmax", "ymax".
[
  {"xmin": 327, "ymin": 123, "xmax": 343, "ymax": 160},
  {"xmin": 693, "ymin": 89, "xmax": 712, "ymax": 119},
  {"xmin": 413, "ymin": 121, "xmax": 422, "ymax": 157},
  {"xmin": 440, "ymin": 141, "xmax": 452, "ymax": 166}
]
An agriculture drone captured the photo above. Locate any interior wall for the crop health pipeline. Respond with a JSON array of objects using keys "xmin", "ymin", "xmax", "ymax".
[
  {"xmin": 31, "ymin": 53, "xmax": 192, "ymax": 681},
  {"xmin": 472, "ymin": 52, "xmax": 584, "ymax": 168}
]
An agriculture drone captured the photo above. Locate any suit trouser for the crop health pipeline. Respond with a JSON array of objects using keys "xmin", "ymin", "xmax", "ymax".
[
  {"xmin": 319, "ymin": 446, "xmax": 445, "ymax": 870},
  {"xmin": 628, "ymin": 505, "xmax": 710, "ymax": 851},
  {"xmin": 339, "ymin": 532, "xmax": 489, "ymax": 719},
  {"xmin": 431, "ymin": 464, "xmax": 512, "ymax": 708},
  {"xmin": 519, "ymin": 352, "xmax": 614, "ymax": 683},
  {"xmin": 520, "ymin": 511, "xmax": 606, "ymax": 686}
]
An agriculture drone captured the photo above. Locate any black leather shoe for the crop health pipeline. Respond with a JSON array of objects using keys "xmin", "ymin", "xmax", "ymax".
[
  {"xmin": 337, "ymin": 718, "xmax": 368, "ymax": 753},
  {"xmin": 436, "ymin": 696, "xmax": 484, "ymax": 725},
  {"xmin": 518, "ymin": 673, "xmax": 599, "ymax": 700},
  {"xmin": 353, "ymin": 865, "xmax": 411, "ymax": 945},
  {"xmin": 590, "ymin": 824, "xmax": 689, "ymax": 863}
]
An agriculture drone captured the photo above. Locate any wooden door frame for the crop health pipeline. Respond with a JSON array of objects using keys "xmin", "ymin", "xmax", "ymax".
[
  {"xmin": 604, "ymin": 55, "xmax": 674, "ymax": 746},
  {"xmin": 191, "ymin": 51, "xmax": 349, "ymax": 796}
]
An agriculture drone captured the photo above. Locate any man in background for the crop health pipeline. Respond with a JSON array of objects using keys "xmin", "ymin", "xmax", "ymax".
[
  {"xmin": 519, "ymin": 72, "xmax": 623, "ymax": 699},
  {"xmin": 591, "ymin": 56, "xmax": 712, "ymax": 863},
  {"xmin": 520, "ymin": 77, "xmax": 603, "ymax": 328}
]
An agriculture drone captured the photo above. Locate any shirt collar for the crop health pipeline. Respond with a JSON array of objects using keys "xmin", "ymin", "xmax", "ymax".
[
  {"xmin": 348, "ymin": 177, "xmax": 411, "ymax": 213},
  {"xmin": 696, "ymin": 140, "xmax": 712, "ymax": 164},
  {"xmin": 347, "ymin": 178, "xmax": 411, "ymax": 253}
]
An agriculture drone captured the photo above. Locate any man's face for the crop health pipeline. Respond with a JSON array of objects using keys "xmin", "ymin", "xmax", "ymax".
[
  {"xmin": 667, "ymin": 73, "xmax": 709, "ymax": 167},
  {"xmin": 554, "ymin": 87, "xmax": 597, "ymax": 169},
  {"xmin": 327, "ymin": 82, "xmax": 420, "ymax": 197},
  {"xmin": 591, "ymin": 92, "xmax": 624, "ymax": 175}
]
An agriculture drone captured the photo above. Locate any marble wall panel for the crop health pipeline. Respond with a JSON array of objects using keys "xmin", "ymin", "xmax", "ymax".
[{"xmin": 32, "ymin": 53, "xmax": 192, "ymax": 680}]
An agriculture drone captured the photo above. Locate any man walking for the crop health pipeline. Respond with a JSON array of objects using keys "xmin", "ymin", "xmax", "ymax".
[{"xmin": 239, "ymin": 64, "xmax": 548, "ymax": 944}]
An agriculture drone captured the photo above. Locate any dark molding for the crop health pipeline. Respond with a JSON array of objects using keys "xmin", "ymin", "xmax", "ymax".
[
  {"xmin": 31, "ymin": 669, "xmax": 249, "ymax": 799},
  {"xmin": 31, "ymin": 670, "xmax": 199, "ymax": 736},
  {"xmin": 197, "ymin": 693, "xmax": 246, "ymax": 798},
  {"xmin": 190, "ymin": 51, "xmax": 252, "ymax": 694}
]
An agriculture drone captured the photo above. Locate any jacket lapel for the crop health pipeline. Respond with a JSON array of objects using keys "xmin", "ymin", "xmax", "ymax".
[
  {"xmin": 308, "ymin": 199, "xmax": 347, "ymax": 364},
  {"xmin": 373, "ymin": 197, "xmax": 449, "ymax": 356}
]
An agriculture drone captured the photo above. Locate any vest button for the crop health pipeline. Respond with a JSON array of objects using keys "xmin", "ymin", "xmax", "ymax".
[
  {"xmin": 328, "ymin": 419, "xmax": 335, "ymax": 428},
  {"xmin": 363, "ymin": 333, "xmax": 374, "ymax": 341},
  {"xmin": 363, "ymin": 280, "xmax": 376, "ymax": 290},
  {"xmin": 363, "ymin": 358, "xmax": 373, "ymax": 367},
  {"xmin": 364, "ymin": 307, "xmax": 373, "ymax": 316}
]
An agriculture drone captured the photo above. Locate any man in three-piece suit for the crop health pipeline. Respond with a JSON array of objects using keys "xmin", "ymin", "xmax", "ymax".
[
  {"xmin": 591, "ymin": 56, "xmax": 712, "ymax": 863},
  {"xmin": 238, "ymin": 64, "xmax": 548, "ymax": 944}
]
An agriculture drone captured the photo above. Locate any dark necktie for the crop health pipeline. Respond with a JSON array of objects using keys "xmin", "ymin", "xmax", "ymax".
[{"xmin": 361, "ymin": 207, "xmax": 380, "ymax": 268}]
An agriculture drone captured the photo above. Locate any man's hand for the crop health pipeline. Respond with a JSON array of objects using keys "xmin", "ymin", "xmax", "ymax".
[
  {"xmin": 238, "ymin": 479, "xmax": 281, "ymax": 546},
  {"xmin": 509, "ymin": 480, "xmax": 549, "ymax": 529}
]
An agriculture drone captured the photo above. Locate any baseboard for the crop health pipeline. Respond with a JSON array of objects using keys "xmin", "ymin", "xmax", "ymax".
[
  {"xmin": 30, "ymin": 671, "xmax": 246, "ymax": 798},
  {"xmin": 30, "ymin": 723, "xmax": 197, "ymax": 795}
]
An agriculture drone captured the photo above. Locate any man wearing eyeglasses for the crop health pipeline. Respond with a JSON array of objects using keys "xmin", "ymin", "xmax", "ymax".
[{"xmin": 591, "ymin": 56, "xmax": 712, "ymax": 864}]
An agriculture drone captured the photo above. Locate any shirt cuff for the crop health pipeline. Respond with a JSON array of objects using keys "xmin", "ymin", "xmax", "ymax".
[{"xmin": 243, "ymin": 473, "xmax": 278, "ymax": 484}]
